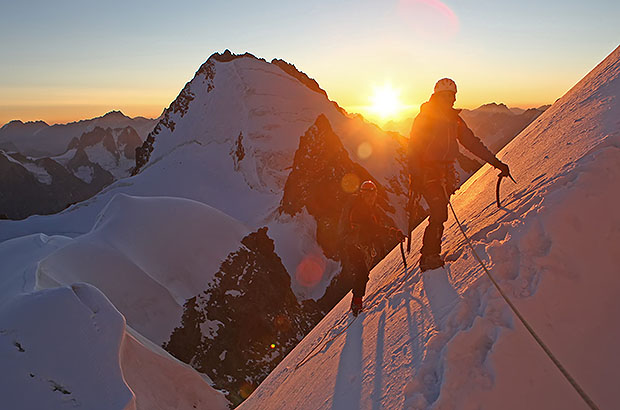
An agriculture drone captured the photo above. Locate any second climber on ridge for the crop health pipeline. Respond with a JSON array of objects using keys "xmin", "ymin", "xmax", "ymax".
[
  {"xmin": 343, "ymin": 180, "xmax": 405, "ymax": 316},
  {"xmin": 408, "ymin": 78, "xmax": 510, "ymax": 272}
]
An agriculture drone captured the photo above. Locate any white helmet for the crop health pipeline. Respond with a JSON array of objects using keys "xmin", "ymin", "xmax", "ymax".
[
  {"xmin": 359, "ymin": 180, "xmax": 377, "ymax": 193},
  {"xmin": 434, "ymin": 78, "xmax": 457, "ymax": 94}
]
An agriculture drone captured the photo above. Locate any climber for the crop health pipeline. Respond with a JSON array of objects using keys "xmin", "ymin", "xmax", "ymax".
[
  {"xmin": 344, "ymin": 180, "xmax": 405, "ymax": 315},
  {"xmin": 408, "ymin": 78, "xmax": 510, "ymax": 272}
]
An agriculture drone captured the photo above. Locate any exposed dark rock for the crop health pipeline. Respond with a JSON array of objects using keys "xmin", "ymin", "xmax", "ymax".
[
  {"xmin": 280, "ymin": 114, "xmax": 400, "ymax": 310},
  {"xmin": 0, "ymin": 124, "xmax": 144, "ymax": 219},
  {"xmin": 117, "ymin": 127, "xmax": 142, "ymax": 159},
  {"xmin": 211, "ymin": 49, "xmax": 263, "ymax": 64},
  {"xmin": 271, "ymin": 59, "xmax": 328, "ymax": 98},
  {"xmin": 133, "ymin": 62, "xmax": 208, "ymax": 174},
  {"xmin": 0, "ymin": 151, "xmax": 112, "ymax": 220},
  {"xmin": 230, "ymin": 132, "xmax": 245, "ymax": 171},
  {"xmin": 133, "ymin": 50, "xmax": 355, "ymax": 176},
  {"xmin": 165, "ymin": 227, "xmax": 322, "ymax": 406},
  {"xmin": 456, "ymin": 152, "xmax": 482, "ymax": 174},
  {"xmin": 67, "ymin": 137, "xmax": 80, "ymax": 150},
  {"xmin": 271, "ymin": 59, "xmax": 347, "ymax": 115}
]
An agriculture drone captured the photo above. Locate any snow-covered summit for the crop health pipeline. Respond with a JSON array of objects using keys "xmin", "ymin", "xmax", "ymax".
[
  {"xmin": 0, "ymin": 50, "xmax": 409, "ymax": 297},
  {"xmin": 240, "ymin": 45, "xmax": 620, "ymax": 410}
]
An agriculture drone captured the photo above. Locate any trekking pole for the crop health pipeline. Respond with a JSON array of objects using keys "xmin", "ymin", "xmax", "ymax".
[
  {"xmin": 406, "ymin": 186, "xmax": 421, "ymax": 253},
  {"xmin": 406, "ymin": 176, "xmax": 414, "ymax": 253}
]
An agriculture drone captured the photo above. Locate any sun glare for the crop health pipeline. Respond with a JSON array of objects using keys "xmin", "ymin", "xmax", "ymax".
[{"xmin": 369, "ymin": 84, "xmax": 404, "ymax": 119}]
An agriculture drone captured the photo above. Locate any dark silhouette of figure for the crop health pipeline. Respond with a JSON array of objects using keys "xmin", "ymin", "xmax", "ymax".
[
  {"xmin": 343, "ymin": 180, "xmax": 404, "ymax": 315},
  {"xmin": 408, "ymin": 78, "xmax": 510, "ymax": 271}
]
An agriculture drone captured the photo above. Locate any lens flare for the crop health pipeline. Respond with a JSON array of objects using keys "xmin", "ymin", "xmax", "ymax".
[
  {"xmin": 357, "ymin": 142, "xmax": 373, "ymax": 160},
  {"xmin": 295, "ymin": 254, "xmax": 326, "ymax": 288},
  {"xmin": 398, "ymin": 0, "xmax": 460, "ymax": 38},
  {"xmin": 341, "ymin": 173, "xmax": 360, "ymax": 193}
]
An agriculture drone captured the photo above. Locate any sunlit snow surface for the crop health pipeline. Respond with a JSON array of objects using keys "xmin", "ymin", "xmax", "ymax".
[
  {"xmin": 0, "ymin": 283, "xmax": 230, "ymax": 410},
  {"xmin": 0, "ymin": 196, "xmax": 244, "ymax": 409},
  {"xmin": 240, "ymin": 46, "xmax": 620, "ymax": 410}
]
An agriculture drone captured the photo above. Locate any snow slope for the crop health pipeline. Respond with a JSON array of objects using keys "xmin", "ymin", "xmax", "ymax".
[
  {"xmin": 0, "ymin": 233, "xmax": 73, "ymax": 302},
  {"xmin": 0, "ymin": 283, "xmax": 229, "ymax": 410},
  {"xmin": 35, "ymin": 194, "xmax": 249, "ymax": 345},
  {"xmin": 0, "ymin": 195, "xmax": 244, "ymax": 408},
  {"xmin": 240, "ymin": 45, "xmax": 620, "ymax": 410}
]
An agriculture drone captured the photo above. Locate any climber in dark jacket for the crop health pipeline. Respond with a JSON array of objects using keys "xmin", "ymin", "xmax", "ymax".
[
  {"xmin": 345, "ymin": 180, "xmax": 405, "ymax": 315},
  {"xmin": 409, "ymin": 78, "xmax": 510, "ymax": 272}
]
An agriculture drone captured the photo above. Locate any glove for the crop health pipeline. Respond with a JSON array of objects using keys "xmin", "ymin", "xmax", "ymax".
[{"xmin": 495, "ymin": 161, "xmax": 510, "ymax": 177}]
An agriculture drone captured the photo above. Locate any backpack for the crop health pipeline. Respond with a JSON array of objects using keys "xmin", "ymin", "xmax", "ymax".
[{"xmin": 337, "ymin": 193, "xmax": 358, "ymax": 240}]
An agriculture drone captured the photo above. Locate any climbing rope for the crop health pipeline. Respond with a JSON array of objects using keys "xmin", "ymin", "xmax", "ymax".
[{"xmin": 447, "ymin": 199, "xmax": 600, "ymax": 410}]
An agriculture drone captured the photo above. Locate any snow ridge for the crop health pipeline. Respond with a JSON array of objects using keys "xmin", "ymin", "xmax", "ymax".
[
  {"xmin": 0, "ymin": 283, "xmax": 230, "ymax": 410},
  {"xmin": 239, "ymin": 45, "xmax": 620, "ymax": 410}
]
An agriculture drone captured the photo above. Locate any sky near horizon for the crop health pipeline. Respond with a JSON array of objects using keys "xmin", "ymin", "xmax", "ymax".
[{"xmin": 1, "ymin": 0, "xmax": 619, "ymax": 126}]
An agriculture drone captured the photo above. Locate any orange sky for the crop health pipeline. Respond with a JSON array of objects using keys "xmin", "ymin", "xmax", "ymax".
[{"xmin": 1, "ymin": 1, "xmax": 618, "ymax": 126}]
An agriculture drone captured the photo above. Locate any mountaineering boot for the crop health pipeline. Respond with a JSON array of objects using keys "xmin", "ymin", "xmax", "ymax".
[
  {"xmin": 350, "ymin": 296, "xmax": 363, "ymax": 316},
  {"xmin": 420, "ymin": 253, "xmax": 445, "ymax": 272}
]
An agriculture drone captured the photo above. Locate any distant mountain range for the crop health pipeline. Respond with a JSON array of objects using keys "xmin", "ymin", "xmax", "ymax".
[
  {"xmin": 460, "ymin": 102, "xmax": 550, "ymax": 153},
  {"xmin": 0, "ymin": 112, "xmax": 157, "ymax": 219},
  {"xmin": 0, "ymin": 110, "xmax": 157, "ymax": 157}
]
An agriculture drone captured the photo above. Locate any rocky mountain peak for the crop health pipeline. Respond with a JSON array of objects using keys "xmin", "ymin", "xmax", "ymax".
[
  {"xmin": 164, "ymin": 226, "xmax": 321, "ymax": 406},
  {"xmin": 210, "ymin": 49, "xmax": 263, "ymax": 63},
  {"xmin": 477, "ymin": 102, "xmax": 512, "ymax": 114},
  {"xmin": 101, "ymin": 110, "xmax": 129, "ymax": 120},
  {"xmin": 271, "ymin": 59, "xmax": 328, "ymax": 98},
  {"xmin": 0, "ymin": 119, "xmax": 49, "ymax": 131},
  {"xmin": 279, "ymin": 114, "xmax": 398, "ymax": 308}
]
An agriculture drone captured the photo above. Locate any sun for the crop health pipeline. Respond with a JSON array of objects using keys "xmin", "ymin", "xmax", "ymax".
[{"xmin": 369, "ymin": 84, "xmax": 404, "ymax": 119}]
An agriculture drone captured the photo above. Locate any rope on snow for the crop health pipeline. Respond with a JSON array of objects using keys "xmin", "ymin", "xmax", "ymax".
[{"xmin": 447, "ymin": 199, "xmax": 600, "ymax": 410}]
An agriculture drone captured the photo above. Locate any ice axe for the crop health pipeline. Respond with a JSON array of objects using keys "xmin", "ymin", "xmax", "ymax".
[
  {"xmin": 405, "ymin": 179, "xmax": 421, "ymax": 253},
  {"xmin": 496, "ymin": 169, "xmax": 517, "ymax": 208}
]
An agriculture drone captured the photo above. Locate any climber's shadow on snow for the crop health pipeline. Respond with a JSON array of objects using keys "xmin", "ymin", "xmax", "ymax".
[
  {"xmin": 371, "ymin": 312, "xmax": 386, "ymax": 410},
  {"xmin": 421, "ymin": 266, "xmax": 461, "ymax": 329},
  {"xmin": 381, "ymin": 282, "xmax": 424, "ymax": 312},
  {"xmin": 331, "ymin": 318, "xmax": 364, "ymax": 409}
]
